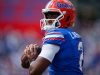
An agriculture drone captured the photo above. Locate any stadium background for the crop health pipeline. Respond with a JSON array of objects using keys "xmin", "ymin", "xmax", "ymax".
[{"xmin": 0, "ymin": 0, "xmax": 100, "ymax": 75}]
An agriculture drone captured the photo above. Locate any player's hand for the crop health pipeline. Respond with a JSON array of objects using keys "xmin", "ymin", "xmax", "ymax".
[
  {"xmin": 21, "ymin": 52, "xmax": 30, "ymax": 68},
  {"xmin": 24, "ymin": 44, "xmax": 39, "ymax": 61},
  {"xmin": 21, "ymin": 44, "xmax": 41, "ymax": 68}
]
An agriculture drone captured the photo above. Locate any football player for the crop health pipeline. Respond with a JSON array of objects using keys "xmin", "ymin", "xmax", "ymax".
[{"xmin": 21, "ymin": 0, "xmax": 84, "ymax": 75}]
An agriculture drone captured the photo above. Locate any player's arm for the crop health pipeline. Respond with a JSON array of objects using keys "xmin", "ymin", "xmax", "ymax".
[
  {"xmin": 21, "ymin": 44, "xmax": 41, "ymax": 69},
  {"xmin": 29, "ymin": 44, "xmax": 60, "ymax": 75},
  {"xmin": 29, "ymin": 56, "xmax": 50, "ymax": 75}
]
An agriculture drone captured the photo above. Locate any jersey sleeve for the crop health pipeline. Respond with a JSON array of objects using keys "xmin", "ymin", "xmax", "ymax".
[
  {"xmin": 43, "ymin": 30, "xmax": 65, "ymax": 46},
  {"xmin": 39, "ymin": 44, "xmax": 60, "ymax": 62}
]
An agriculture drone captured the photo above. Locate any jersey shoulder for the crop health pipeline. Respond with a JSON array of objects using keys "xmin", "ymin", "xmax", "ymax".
[
  {"xmin": 60, "ymin": 28, "xmax": 82, "ymax": 39},
  {"xmin": 43, "ymin": 29, "xmax": 65, "ymax": 45}
]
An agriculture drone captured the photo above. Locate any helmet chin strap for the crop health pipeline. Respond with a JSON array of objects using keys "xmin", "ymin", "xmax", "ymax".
[
  {"xmin": 43, "ymin": 25, "xmax": 56, "ymax": 30},
  {"xmin": 42, "ymin": 19, "xmax": 61, "ymax": 30}
]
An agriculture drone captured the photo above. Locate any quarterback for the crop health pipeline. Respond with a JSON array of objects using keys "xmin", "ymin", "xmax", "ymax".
[{"xmin": 21, "ymin": 0, "xmax": 84, "ymax": 75}]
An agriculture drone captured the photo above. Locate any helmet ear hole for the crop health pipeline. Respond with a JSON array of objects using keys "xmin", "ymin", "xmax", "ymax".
[
  {"xmin": 66, "ymin": 16, "xmax": 70, "ymax": 22},
  {"xmin": 55, "ymin": 22, "xmax": 60, "ymax": 27}
]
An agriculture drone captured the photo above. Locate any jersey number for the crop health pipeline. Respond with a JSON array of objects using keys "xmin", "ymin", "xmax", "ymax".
[{"xmin": 78, "ymin": 42, "xmax": 83, "ymax": 71}]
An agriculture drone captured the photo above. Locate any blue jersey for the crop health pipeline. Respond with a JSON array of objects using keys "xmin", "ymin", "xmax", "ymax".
[{"xmin": 43, "ymin": 28, "xmax": 83, "ymax": 75}]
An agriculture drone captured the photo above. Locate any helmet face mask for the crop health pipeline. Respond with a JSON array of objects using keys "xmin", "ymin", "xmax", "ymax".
[
  {"xmin": 40, "ymin": 19, "xmax": 61, "ymax": 30},
  {"xmin": 40, "ymin": 8, "xmax": 64, "ymax": 30},
  {"xmin": 40, "ymin": 0, "xmax": 76, "ymax": 31},
  {"xmin": 44, "ymin": 11, "xmax": 60, "ymax": 19}
]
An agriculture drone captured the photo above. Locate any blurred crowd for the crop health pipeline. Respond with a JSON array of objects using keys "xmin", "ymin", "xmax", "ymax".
[
  {"xmin": 0, "ymin": 27, "xmax": 42, "ymax": 75},
  {"xmin": 0, "ymin": 0, "xmax": 100, "ymax": 75},
  {"xmin": 75, "ymin": 0, "xmax": 100, "ymax": 75},
  {"xmin": 78, "ymin": 19, "xmax": 100, "ymax": 75}
]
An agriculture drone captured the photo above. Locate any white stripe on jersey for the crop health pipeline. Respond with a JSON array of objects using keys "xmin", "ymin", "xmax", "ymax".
[{"xmin": 45, "ymin": 34, "xmax": 64, "ymax": 39}]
